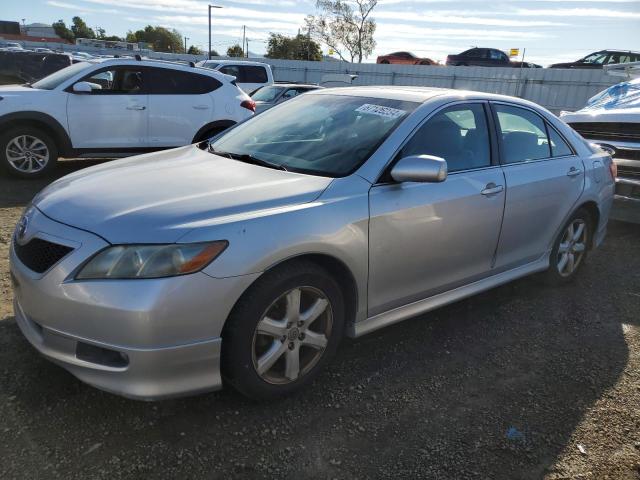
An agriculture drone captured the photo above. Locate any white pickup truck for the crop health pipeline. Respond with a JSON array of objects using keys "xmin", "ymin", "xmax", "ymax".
[{"xmin": 561, "ymin": 63, "xmax": 640, "ymax": 223}]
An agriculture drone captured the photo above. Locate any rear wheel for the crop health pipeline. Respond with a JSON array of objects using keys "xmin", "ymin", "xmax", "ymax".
[
  {"xmin": 222, "ymin": 261, "xmax": 344, "ymax": 400},
  {"xmin": 380, "ymin": 60, "xmax": 390, "ymax": 64},
  {"xmin": 0, "ymin": 126, "xmax": 58, "ymax": 178},
  {"xmin": 543, "ymin": 209, "xmax": 591, "ymax": 284}
]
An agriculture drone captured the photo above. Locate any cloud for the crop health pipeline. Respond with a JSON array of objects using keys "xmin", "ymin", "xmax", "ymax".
[
  {"xmin": 375, "ymin": 11, "xmax": 568, "ymax": 27},
  {"xmin": 46, "ymin": 0, "xmax": 120, "ymax": 14}
]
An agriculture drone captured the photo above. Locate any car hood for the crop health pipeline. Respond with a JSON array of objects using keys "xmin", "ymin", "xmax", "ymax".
[{"xmin": 34, "ymin": 145, "xmax": 333, "ymax": 244}]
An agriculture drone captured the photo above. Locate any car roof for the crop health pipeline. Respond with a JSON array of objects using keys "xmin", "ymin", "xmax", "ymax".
[
  {"xmin": 206, "ymin": 59, "xmax": 270, "ymax": 67},
  {"xmin": 80, "ymin": 57, "xmax": 234, "ymax": 81},
  {"xmin": 596, "ymin": 49, "xmax": 640, "ymax": 54},
  {"xmin": 310, "ymin": 85, "xmax": 548, "ymax": 109},
  {"xmin": 271, "ymin": 83, "xmax": 320, "ymax": 88}
]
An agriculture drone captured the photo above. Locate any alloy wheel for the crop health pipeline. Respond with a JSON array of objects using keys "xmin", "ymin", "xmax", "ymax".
[
  {"xmin": 5, "ymin": 135, "xmax": 50, "ymax": 173},
  {"xmin": 557, "ymin": 219, "xmax": 587, "ymax": 277},
  {"xmin": 252, "ymin": 286, "xmax": 333, "ymax": 384}
]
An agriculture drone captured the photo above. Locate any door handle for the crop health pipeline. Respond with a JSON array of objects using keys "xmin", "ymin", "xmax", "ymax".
[
  {"xmin": 126, "ymin": 105, "xmax": 146, "ymax": 110},
  {"xmin": 567, "ymin": 167, "xmax": 582, "ymax": 177},
  {"xmin": 193, "ymin": 105, "xmax": 209, "ymax": 110},
  {"xmin": 481, "ymin": 183, "xmax": 504, "ymax": 196}
]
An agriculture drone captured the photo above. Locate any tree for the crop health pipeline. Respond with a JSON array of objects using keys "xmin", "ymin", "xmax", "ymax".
[
  {"xmin": 227, "ymin": 44, "xmax": 244, "ymax": 57},
  {"xmin": 307, "ymin": 0, "xmax": 377, "ymax": 63},
  {"xmin": 265, "ymin": 33, "xmax": 322, "ymax": 61},
  {"xmin": 126, "ymin": 26, "xmax": 184, "ymax": 53},
  {"xmin": 70, "ymin": 16, "xmax": 95, "ymax": 39},
  {"xmin": 52, "ymin": 20, "xmax": 74, "ymax": 43},
  {"xmin": 187, "ymin": 45, "xmax": 203, "ymax": 55}
]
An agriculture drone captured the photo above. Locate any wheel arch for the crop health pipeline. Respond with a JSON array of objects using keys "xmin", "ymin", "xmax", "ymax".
[
  {"xmin": 225, "ymin": 253, "xmax": 360, "ymax": 337},
  {"xmin": 575, "ymin": 200, "xmax": 600, "ymax": 249},
  {"xmin": 192, "ymin": 120, "xmax": 236, "ymax": 143},
  {"xmin": 0, "ymin": 111, "xmax": 73, "ymax": 156}
]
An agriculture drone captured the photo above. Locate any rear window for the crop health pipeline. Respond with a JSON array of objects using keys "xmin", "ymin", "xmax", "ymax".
[
  {"xmin": 149, "ymin": 67, "xmax": 222, "ymax": 94},
  {"xmin": 219, "ymin": 65, "xmax": 268, "ymax": 83}
]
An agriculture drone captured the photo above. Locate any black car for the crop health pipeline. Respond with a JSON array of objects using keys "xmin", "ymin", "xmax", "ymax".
[
  {"xmin": 550, "ymin": 50, "xmax": 640, "ymax": 69},
  {"xmin": 446, "ymin": 47, "xmax": 511, "ymax": 67}
]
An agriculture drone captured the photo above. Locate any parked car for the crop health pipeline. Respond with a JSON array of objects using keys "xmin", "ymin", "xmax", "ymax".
[
  {"xmin": 251, "ymin": 83, "xmax": 322, "ymax": 113},
  {"xmin": 0, "ymin": 51, "xmax": 73, "ymax": 84},
  {"xmin": 562, "ymin": 75, "xmax": 640, "ymax": 222},
  {"xmin": 0, "ymin": 41, "xmax": 24, "ymax": 50},
  {"xmin": 0, "ymin": 57, "xmax": 254, "ymax": 178},
  {"xmin": 10, "ymin": 87, "xmax": 614, "ymax": 401},
  {"xmin": 196, "ymin": 59, "xmax": 273, "ymax": 93},
  {"xmin": 550, "ymin": 50, "xmax": 640, "ymax": 69},
  {"xmin": 33, "ymin": 47, "xmax": 55, "ymax": 53},
  {"xmin": 446, "ymin": 48, "xmax": 511, "ymax": 67},
  {"xmin": 377, "ymin": 51, "xmax": 437, "ymax": 65}
]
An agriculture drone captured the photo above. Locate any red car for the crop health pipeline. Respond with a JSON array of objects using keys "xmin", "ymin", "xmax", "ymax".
[{"xmin": 377, "ymin": 51, "xmax": 437, "ymax": 65}]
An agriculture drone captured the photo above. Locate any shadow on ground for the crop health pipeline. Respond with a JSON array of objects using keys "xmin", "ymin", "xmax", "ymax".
[{"xmin": 0, "ymin": 159, "xmax": 639, "ymax": 479}]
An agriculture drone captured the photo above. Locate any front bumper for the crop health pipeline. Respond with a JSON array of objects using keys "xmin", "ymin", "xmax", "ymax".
[
  {"xmin": 10, "ymin": 207, "xmax": 260, "ymax": 400},
  {"xmin": 612, "ymin": 176, "xmax": 640, "ymax": 223}
]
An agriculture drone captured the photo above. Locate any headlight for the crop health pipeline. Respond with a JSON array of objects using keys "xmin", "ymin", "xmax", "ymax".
[{"xmin": 76, "ymin": 241, "xmax": 228, "ymax": 279}]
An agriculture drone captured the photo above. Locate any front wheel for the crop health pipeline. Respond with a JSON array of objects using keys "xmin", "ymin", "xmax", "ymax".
[
  {"xmin": 0, "ymin": 127, "xmax": 58, "ymax": 178},
  {"xmin": 543, "ymin": 209, "xmax": 591, "ymax": 284},
  {"xmin": 222, "ymin": 261, "xmax": 344, "ymax": 400}
]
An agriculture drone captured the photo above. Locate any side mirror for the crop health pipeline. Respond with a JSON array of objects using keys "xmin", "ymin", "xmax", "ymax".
[
  {"xmin": 72, "ymin": 81, "xmax": 95, "ymax": 93},
  {"xmin": 390, "ymin": 155, "xmax": 447, "ymax": 183}
]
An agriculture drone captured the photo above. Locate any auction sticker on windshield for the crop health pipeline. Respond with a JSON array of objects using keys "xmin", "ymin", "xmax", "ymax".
[{"xmin": 356, "ymin": 104, "xmax": 407, "ymax": 119}]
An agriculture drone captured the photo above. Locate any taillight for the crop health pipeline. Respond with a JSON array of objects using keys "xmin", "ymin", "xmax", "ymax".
[
  {"xmin": 609, "ymin": 160, "xmax": 617, "ymax": 179},
  {"xmin": 241, "ymin": 99, "xmax": 256, "ymax": 112}
]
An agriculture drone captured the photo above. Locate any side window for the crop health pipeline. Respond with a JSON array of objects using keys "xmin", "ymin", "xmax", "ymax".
[
  {"xmin": 219, "ymin": 65, "xmax": 240, "ymax": 78},
  {"xmin": 494, "ymin": 104, "xmax": 551, "ymax": 163},
  {"xmin": 82, "ymin": 68, "xmax": 144, "ymax": 94},
  {"xmin": 547, "ymin": 126, "xmax": 573, "ymax": 157},
  {"xmin": 149, "ymin": 68, "xmax": 221, "ymax": 94},
  {"xmin": 239, "ymin": 66, "xmax": 268, "ymax": 83},
  {"xmin": 400, "ymin": 104, "xmax": 491, "ymax": 173}
]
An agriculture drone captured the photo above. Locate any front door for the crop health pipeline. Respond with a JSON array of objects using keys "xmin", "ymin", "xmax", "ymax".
[
  {"xmin": 67, "ymin": 66, "xmax": 148, "ymax": 149},
  {"xmin": 368, "ymin": 102, "xmax": 505, "ymax": 316},
  {"xmin": 490, "ymin": 102, "xmax": 585, "ymax": 270}
]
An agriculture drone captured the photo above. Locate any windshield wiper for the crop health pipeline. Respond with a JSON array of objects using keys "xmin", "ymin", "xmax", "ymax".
[{"xmin": 209, "ymin": 147, "xmax": 288, "ymax": 171}]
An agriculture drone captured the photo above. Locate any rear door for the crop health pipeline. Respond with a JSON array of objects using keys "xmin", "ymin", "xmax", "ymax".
[
  {"xmin": 147, "ymin": 66, "xmax": 222, "ymax": 147},
  {"xmin": 67, "ymin": 65, "xmax": 149, "ymax": 148},
  {"xmin": 368, "ymin": 102, "xmax": 506, "ymax": 316},
  {"xmin": 491, "ymin": 102, "xmax": 585, "ymax": 270}
]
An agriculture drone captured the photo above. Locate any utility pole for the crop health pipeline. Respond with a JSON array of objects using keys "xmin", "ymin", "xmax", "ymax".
[
  {"xmin": 208, "ymin": 4, "xmax": 223, "ymax": 60},
  {"xmin": 184, "ymin": 36, "xmax": 189, "ymax": 53},
  {"xmin": 242, "ymin": 25, "xmax": 246, "ymax": 58},
  {"xmin": 245, "ymin": 39, "xmax": 249, "ymax": 59}
]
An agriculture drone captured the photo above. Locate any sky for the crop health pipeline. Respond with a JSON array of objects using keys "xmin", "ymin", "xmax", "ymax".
[{"xmin": 2, "ymin": 0, "xmax": 639, "ymax": 66}]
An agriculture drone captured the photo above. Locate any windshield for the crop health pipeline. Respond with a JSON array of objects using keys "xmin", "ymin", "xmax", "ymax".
[
  {"xmin": 252, "ymin": 86, "xmax": 285, "ymax": 102},
  {"xmin": 211, "ymin": 94, "xmax": 418, "ymax": 177},
  {"xmin": 582, "ymin": 52, "xmax": 608, "ymax": 64},
  {"xmin": 32, "ymin": 61, "xmax": 92, "ymax": 90}
]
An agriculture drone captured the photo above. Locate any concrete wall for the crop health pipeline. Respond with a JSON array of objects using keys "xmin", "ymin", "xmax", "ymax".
[{"xmin": 260, "ymin": 58, "xmax": 619, "ymax": 113}]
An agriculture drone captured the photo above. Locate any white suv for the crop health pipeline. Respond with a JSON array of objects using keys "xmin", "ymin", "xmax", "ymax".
[
  {"xmin": 196, "ymin": 60, "xmax": 273, "ymax": 93},
  {"xmin": 0, "ymin": 58, "xmax": 255, "ymax": 177}
]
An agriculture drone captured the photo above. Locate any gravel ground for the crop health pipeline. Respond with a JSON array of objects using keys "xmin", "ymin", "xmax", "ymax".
[{"xmin": 1, "ymin": 161, "xmax": 639, "ymax": 479}]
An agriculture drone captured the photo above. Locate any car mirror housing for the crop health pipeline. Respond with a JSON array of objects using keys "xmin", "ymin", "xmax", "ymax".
[
  {"xmin": 72, "ymin": 81, "xmax": 95, "ymax": 94},
  {"xmin": 390, "ymin": 155, "xmax": 448, "ymax": 183}
]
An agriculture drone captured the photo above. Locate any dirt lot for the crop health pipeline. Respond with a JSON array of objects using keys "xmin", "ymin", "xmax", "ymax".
[{"xmin": 1, "ymin": 161, "xmax": 639, "ymax": 479}]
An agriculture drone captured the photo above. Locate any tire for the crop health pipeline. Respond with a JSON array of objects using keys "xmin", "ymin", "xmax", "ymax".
[
  {"xmin": 380, "ymin": 60, "xmax": 390, "ymax": 64},
  {"xmin": 222, "ymin": 260, "xmax": 345, "ymax": 400},
  {"xmin": 195, "ymin": 126, "xmax": 227, "ymax": 143},
  {"xmin": 0, "ymin": 126, "xmax": 58, "ymax": 178},
  {"xmin": 543, "ymin": 208, "xmax": 592, "ymax": 285}
]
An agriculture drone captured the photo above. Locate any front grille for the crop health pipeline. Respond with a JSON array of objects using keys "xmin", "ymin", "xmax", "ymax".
[
  {"xmin": 615, "ymin": 148, "xmax": 640, "ymax": 161},
  {"xmin": 568, "ymin": 122, "xmax": 640, "ymax": 142},
  {"xmin": 618, "ymin": 164, "xmax": 640, "ymax": 179},
  {"xmin": 14, "ymin": 237, "xmax": 73, "ymax": 273}
]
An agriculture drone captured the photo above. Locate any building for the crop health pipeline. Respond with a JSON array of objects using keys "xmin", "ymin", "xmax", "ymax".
[{"xmin": 22, "ymin": 23, "xmax": 58, "ymax": 39}]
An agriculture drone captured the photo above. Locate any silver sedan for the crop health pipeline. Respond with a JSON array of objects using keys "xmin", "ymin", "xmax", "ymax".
[{"xmin": 10, "ymin": 87, "xmax": 615, "ymax": 400}]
